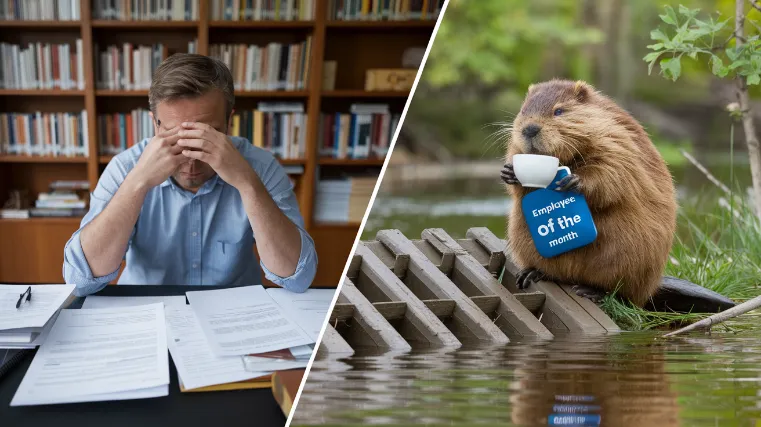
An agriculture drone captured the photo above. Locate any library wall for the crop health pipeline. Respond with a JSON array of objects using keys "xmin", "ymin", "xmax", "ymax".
[{"xmin": 0, "ymin": 0, "xmax": 441, "ymax": 287}]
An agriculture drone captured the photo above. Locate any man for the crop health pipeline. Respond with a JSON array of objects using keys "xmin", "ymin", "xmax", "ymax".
[{"xmin": 63, "ymin": 53, "xmax": 317, "ymax": 296}]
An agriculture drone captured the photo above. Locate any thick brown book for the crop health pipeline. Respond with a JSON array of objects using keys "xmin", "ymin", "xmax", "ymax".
[{"xmin": 271, "ymin": 369, "xmax": 306, "ymax": 417}]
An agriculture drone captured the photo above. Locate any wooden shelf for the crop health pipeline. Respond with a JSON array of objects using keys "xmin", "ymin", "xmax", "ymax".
[
  {"xmin": 326, "ymin": 20, "xmax": 436, "ymax": 29},
  {"xmin": 237, "ymin": 90, "xmax": 310, "ymax": 97},
  {"xmin": 0, "ymin": 20, "xmax": 81, "ymax": 29},
  {"xmin": 313, "ymin": 222, "xmax": 362, "ymax": 229},
  {"xmin": 92, "ymin": 20, "xmax": 199, "ymax": 29},
  {"xmin": 322, "ymin": 90, "xmax": 410, "ymax": 98},
  {"xmin": 0, "ymin": 217, "xmax": 83, "ymax": 225},
  {"xmin": 95, "ymin": 90, "xmax": 309, "ymax": 98},
  {"xmin": 0, "ymin": 89, "xmax": 85, "ymax": 96},
  {"xmin": 319, "ymin": 158, "xmax": 386, "ymax": 166},
  {"xmin": 95, "ymin": 90, "xmax": 149, "ymax": 96},
  {"xmin": 101, "ymin": 155, "xmax": 307, "ymax": 166},
  {"xmin": 209, "ymin": 20, "xmax": 314, "ymax": 28},
  {"xmin": 279, "ymin": 158, "xmax": 307, "ymax": 165},
  {"xmin": 0, "ymin": 155, "xmax": 88, "ymax": 164}
]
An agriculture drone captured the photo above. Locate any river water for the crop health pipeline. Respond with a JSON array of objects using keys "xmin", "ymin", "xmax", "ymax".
[
  {"xmin": 292, "ymin": 328, "xmax": 761, "ymax": 426},
  {"xmin": 293, "ymin": 155, "xmax": 760, "ymax": 426}
]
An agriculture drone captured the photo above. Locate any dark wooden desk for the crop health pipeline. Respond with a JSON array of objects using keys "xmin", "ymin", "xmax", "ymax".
[{"xmin": 0, "ymin": 284, "xmax": 317, "ymax": 427}]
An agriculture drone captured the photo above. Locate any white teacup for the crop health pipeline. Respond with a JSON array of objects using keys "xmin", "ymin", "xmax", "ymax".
[{"xmin": 512, "ymin": 154, "xmax": 570, "ymax": 188}]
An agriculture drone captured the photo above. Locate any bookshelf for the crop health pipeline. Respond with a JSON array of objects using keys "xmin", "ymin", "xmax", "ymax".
[{"xmin": 0, "ymin": 0, "xmax": 439, "ymax": 287}]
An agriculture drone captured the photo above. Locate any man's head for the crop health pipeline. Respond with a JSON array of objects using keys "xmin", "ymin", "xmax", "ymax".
[{"xmin": 149, "ymin": 53, "xmax": 235, "ymax": 191}]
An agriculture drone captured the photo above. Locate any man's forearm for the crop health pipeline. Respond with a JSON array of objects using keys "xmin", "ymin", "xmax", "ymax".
[
  {"xmin": 238, "ymin": 173, "xmax": 302, "ymax": 277},
  {"xmin": 80, "ymin": 174, "xmax": 149, "ymax": 277}
]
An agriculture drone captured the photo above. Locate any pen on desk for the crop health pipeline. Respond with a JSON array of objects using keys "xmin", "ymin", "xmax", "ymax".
[{"xmin": 16, "ymin": 286, "xmax": 31, "ymax": 309}]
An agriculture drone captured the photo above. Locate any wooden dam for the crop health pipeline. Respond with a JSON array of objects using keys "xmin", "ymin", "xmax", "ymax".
[{"xmin": 318, "ymin": 227, "xmax": 620, "ymax": 356}]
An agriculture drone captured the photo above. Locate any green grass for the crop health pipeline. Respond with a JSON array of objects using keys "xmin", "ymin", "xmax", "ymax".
[{"xmin": 600, "ymin": 189, "xmax": 761, "ymax": 331}]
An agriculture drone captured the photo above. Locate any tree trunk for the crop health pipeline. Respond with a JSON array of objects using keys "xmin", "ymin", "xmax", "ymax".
[{"xmin": 735, "ymin": 0, "xmax": 761, "ymax": 218}]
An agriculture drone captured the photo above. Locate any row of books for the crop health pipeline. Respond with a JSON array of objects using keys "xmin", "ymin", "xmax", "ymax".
[
  {"xmin": 329, "ymin": 0, "xmax": 444, "ymax": 20},
  {"xmin": 229, "ymin": 103, "xmax": 307, "ymax": 159},
  {"xmin": 98, "ymin": 109, "xmax": 155, "ymax": 155},
  {"xmin": 318, "ymin": 104, "xmax": 396, "ymax": 160},
  {"xmin": 210, "ymin": 0, "xmax": 315, "ymax": 21},
  {"xmin": 0, "ymin": 0, "xmax": 80, "ymax": 21},
  {"xmin": 93, "ymin": 0, "xmax": 199, "ymax": 20},
  {"xmin": 0, "ymin": 181, "xmax": 89, "ymax": 219},
  {"xmin": 0, "ymin": 111, "xmax": 89, "ymax": 157},
  {"xmin": 313, "ymin": 176, "xmax": 376, "ymax": 224},
  {"xmin": 99, "ymin": 103, "xmax": 307, "ymax": 160},
  {"xmin": 0, "ymin": 41, "xmax": 85, "ymax": 90},
  {"xmin": 0, "ymin": 107, "xmax": 395, "ymax": 161},
  {"xmin": 95, "ymin": 41, "xmax": 198, "ymax": 90},
  {"xmin": 209, "ymin": 39, "xmax": 312, "ymax": 92}
]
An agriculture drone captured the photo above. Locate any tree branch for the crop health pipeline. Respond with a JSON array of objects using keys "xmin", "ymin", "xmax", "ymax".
[
  {"xmin": 664, "ymin": 294, "xmax": 761, "ymax": 337},
  {"xmin": 750, "ymin": 0, "xmax": 761, "ymax": 14}
]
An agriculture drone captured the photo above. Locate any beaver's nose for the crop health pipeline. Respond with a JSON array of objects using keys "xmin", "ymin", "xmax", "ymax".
[{"xmin": 522, "ymin": 124, "xmax": 541, "ymax": 139}]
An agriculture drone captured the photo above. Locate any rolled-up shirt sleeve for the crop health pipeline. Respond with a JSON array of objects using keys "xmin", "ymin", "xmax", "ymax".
[
  {"xmin": 257, "ymin": 157, "xmax": 318, "ymax": 293},
  {"xmin": 63, "ymin": 156, "xmax": 135, "ymax": 296}
]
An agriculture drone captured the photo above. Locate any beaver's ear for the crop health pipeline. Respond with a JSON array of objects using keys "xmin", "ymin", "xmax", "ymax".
[{"xmin": 573, "ymin": 80, "xmax": 590, "ymax": 103}]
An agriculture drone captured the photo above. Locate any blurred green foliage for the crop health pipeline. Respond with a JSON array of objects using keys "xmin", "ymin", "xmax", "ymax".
[
  {"xmin": 645, "ymin": 4, "xmax": 761, "ymax": 87},
  {"xmin": 424, "ymin": 0, "xmax": 603, "ymax": 88},
  {"xmin": 403, "ymin": 0, "xmax": 759, "ymax": 160}
]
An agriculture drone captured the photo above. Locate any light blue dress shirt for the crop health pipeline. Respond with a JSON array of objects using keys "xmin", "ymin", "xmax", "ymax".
[{"xmin": 63, "ymin": 136, "xmax": 317, "ymax": 297}]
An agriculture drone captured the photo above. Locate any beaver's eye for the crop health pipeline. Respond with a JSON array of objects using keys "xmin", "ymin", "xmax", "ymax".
[{"xmin": 553, "ymin": 108, "xmax": 563, "ymax": 116}]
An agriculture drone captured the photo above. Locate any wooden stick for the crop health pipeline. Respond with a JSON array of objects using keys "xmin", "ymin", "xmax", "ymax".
[
  {"xmin": 680, "ymin": 149, "xmax": 733, "ymax": 196},
  {"xmin": 663, "ymin": 294, "xmax": 761, "ymax": 337}
]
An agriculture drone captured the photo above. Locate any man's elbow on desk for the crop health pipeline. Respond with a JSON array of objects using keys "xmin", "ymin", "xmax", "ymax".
[
  {"xmin": 262, "ymin": 244, "xmax": 318, "ymax": 294},
  {"xmin": 62, "ymin": 234, "xmax": 117, "ymax": 297}
]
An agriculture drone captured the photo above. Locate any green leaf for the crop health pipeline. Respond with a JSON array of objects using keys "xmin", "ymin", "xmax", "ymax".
[
  {"xmin": 710, "ymin": 55, "xmax": 728, "ymax": 77},
  {"xmin": 748, "ymin": 74, "xmax": 760, "ymax": 85},
  {"xmin": 650, "ymin": 28, "xmax": 670, "ymax": 43},
  {"xmin": 728, "ymin": 59, "xmax": 749, "ymax": 70},
  {"xmin": 644, "ymin": 52, "xmax": 661, "ymax": 62},
  {"xmin": 660, "ymin": 12, "xmax": 676, "ymax": 26},
  {"xmin": 661, "ymin": 57, "xmax": 682, "ymax": 81},
  {"xmin": 664, "ymin": 5, "xmax": 679, "ymax": 26},
  {"xmin": 678, "ymin": 5, "xmax": 700, "ymax": 20},
  {"xmin": 647, "ymin": 43, "xmax": 664, "ymax": 50},
  {"xmin": 726, "ymin": 46, "xmax": 740, "ymax": 61}
]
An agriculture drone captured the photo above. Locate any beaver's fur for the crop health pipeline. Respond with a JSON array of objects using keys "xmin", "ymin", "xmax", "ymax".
[{"xmin": 503, "ymin": 79, "xmax": 677, "ymax": 307}]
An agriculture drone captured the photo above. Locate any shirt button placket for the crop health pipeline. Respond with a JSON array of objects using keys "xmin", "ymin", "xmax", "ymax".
[{"xmin": 192, "ymin": 198, "xmax": 201, "ymax": 285}]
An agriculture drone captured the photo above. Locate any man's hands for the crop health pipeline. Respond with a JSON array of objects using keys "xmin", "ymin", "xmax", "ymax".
[
  {"xmin": 177, "ymin": 122, "xmax": 256, "ymax": 189},
  {"xmin": 131, "ymin": 126, "xmax": 186, "ymax": 189}
]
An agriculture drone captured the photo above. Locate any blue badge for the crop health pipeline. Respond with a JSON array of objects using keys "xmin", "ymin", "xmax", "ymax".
[{"xmin": 521, "ymin": 167, "xmax": 597, "ymax": 258}]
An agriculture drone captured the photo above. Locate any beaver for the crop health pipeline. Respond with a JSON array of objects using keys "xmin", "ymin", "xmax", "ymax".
[{"xmin": 500, "ymin": 79, "xmax": 678, "ymax": 307}]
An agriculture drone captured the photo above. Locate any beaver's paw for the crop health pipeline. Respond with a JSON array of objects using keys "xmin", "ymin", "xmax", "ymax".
[
  {"xmin": 501, "ymin": 163, "xmax": 519, "ymax": 185},
  {"xmin": 516, "ymin": 268, "xmax": 546, "ymax": 290},
  {"xmin": 571, "ymin": 284, "xmax": 606, "ymax": 303},
  {"xmin": 555, "ymin": 173, "xmax": 582, "ymax": 193}
]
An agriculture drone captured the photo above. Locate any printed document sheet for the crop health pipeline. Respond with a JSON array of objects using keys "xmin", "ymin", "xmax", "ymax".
[
  {"xmin": 10, "ymin": 303, "xmax": 170, "ymax": 406},
  {"xmin": 0, "ymin": 284, "xmax": 75, "ymax": 330},
  {"xmin": 267, "ymin": 288, "xmax": 335, "ymax": 341},
  {"xmin": 165, "ymin": 305, "xmax": 268, "ymax": 390},
  {"xmin": 82, "ymin": 295, "xmax": 187, "ymax": 309},
  {"xmin": 186, "ymin": 285, "xmax": 313, "ymax": 357}
]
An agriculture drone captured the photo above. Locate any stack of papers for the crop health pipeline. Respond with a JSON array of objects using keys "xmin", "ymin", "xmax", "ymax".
[
  {"xmin": 8, "ymin": 284, "xmax": 336, "ymax": 403},
  {"xmin": 0, "ymin": 284, "xmax": 75, "ymax": 349},
  {"xmin": 10, "ymin": 303, "xmax": 170, "ymax": 406},
  {"xmin": 182, "ymin": 286, "xmax": 335, "ymax": 386}
]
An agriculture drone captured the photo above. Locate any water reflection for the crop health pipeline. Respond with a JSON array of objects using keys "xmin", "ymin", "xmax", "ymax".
[{"xmin": 292, "ymin": 332, "xmax": 761, "ymax": 426}]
